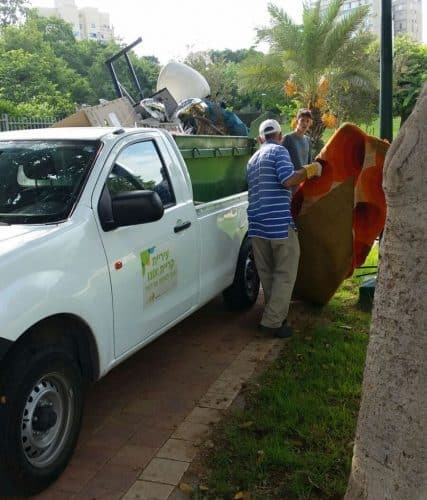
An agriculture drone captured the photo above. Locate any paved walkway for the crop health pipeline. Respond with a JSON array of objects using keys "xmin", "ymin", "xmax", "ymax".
[{"xmin": 32, "ymin": 294, "xmax": 280, "ymax": 500}]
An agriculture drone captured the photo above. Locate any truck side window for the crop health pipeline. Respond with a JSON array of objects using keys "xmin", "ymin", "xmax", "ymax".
[{"xmin": 107, "ymin": 141, "xmax": 175, "ymax": 207}]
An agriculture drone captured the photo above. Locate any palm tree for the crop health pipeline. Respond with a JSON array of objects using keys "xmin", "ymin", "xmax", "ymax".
[{"xmin": 239, "ymin": 0, "xmax": 377, "ymax": 152}]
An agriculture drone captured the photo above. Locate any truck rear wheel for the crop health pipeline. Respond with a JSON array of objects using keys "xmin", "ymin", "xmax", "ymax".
[
  {"xmin": 223, "ymin": 237, "xmax": 260, "ymax": 310},
  {"xmin": 0, "ymin": 345, "xmax": 83, "ymax": 496}
]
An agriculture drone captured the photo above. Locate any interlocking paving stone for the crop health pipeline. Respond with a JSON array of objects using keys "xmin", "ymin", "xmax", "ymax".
[
  {"xmin": 157, "ymin": 438, "xmax": 198, "ymax": 462},
  {"xmin": 198, "ymin": 392, "xmax": 234, "ymax": 410},
  {"xmin": 140, "ymin": 458, "xmax": 189, "ymax": 486},
  {"xmin": 122, "ymin": 480, "xmax": 174, "ymax": 500},
  {"xmin": 184, "ymin": 406, "xmax": 223, "ymax": 425},
  {"xmin": 171, "ymin": 421, "xmax": 210, "ymax": 442},
  {"xmin": 80, "ymin": 462, "xmax": 140, "ymax": 494},
  {"xmin": 108, "ymin": 444, "xmax": 156, "ymax": 468}
]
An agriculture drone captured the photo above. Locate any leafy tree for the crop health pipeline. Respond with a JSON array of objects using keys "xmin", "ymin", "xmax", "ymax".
[
  {"xmin": 185, "ymin": 51, "xmax": 239, "ymax": 103},
  {"xmin": 0, "ymin": 48, "xmax": 75, "ymax": 115},
  {"xmin": 0, "ymin": 13, "xmax": 160, "ymax": 112},
  {"xmin": 0, "ymin": 0, "xmax": 28, "ymax": 27},
  {"xmin": 236, "ymin": 51, "xmax": 291, "ymax": 112},
  {"xmin": 58, "ymin": 38, "xmax": 160, "ymax": 104},
  {"xmin": 209, "ymin": 48, "xmax": 257, "ymax": 64},
  {"xmin": 0, "ymin": 98, "xmax": 16, "ymax": 114},
  {"xmin": 185, "ymin": 49, "xmax": 262, "ymax": 111},
  {"xmin": 239, "ymin": 0, "xmax": 377, "ymax": 151},
  {"xmin": 133, "ymin": 55, "xmax": 161, "ymax": 98},
  {"xmin": 0, "ymin": 16, "xmax": 95, "ymax": 107},
  {"xmin": 393, "ymin": 35, "xmax": 427, "ymax": 126},
  {"xmin": 327, "ymin": 33, "xmax": 379, "ymax": 126}
]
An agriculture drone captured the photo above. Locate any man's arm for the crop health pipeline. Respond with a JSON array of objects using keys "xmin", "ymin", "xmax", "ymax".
[
  {"xmin": 276, "ymin": 144, "xmax": 322, "ymax": 188},
  {"xmin": 282, "ymin": 161, "xmax": 322, "ymax": 188}
]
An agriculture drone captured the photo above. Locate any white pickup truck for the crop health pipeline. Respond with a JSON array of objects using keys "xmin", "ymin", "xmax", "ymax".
[{"xmin": 0, "ymin": 126, "xmax": 259, "ymax": 495}]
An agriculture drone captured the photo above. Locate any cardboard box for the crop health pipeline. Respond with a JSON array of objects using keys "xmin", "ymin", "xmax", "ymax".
[{"xmin": 53, "ymin": 97, "xmax": 139, "ymax": 128}]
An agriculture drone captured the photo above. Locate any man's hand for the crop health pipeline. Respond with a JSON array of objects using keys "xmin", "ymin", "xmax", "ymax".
[{"xmin": 303, "ymin": 161, "xmax": 322, "ymax": 179}]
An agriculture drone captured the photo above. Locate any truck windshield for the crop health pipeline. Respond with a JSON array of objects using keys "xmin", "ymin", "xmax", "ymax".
[{"xmin": 0, "ymin": 140, "xmax": 100, "ymax": 224}]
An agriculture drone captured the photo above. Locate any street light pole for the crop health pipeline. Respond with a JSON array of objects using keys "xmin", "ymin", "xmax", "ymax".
[{"xmin": 380, "ymin": 0, "xmax": 393, "ymax": 142}]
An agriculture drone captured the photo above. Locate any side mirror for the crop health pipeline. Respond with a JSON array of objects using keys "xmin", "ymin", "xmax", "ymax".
[
  {"xmin": 98, "ymin": 189, "xmax": 164, "ymax": 231},
  {"xmin": 112, "ymin": 190, "xmax": 164, "ymax": 228}
]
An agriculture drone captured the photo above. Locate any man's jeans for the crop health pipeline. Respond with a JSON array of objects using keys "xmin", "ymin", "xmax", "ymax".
[{"xmin": 252, "ymin": 228, "xmax": 300, "ymax": 328}]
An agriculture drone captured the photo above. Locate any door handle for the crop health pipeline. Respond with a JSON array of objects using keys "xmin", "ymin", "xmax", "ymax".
[{"xmin": 174, "ymin": 221, "xmax": 191, "ymax": 233}]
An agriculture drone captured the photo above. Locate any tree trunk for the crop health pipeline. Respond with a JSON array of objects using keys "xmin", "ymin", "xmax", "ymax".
[
  {"xmin": 308, "ymin": 106, "xmax": 326, "ymax": 155},
  {"xmin": 345, "ymin": 84, "xmax": 427, "ymax": 499}
]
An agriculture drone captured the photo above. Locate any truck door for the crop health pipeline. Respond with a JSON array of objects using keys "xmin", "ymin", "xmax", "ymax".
[{"xmin": 96, "ymin": 138, "xmax": 199, "ymax": 357}]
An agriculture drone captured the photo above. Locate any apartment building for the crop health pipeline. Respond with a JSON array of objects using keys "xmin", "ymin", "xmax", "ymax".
[
  {"xmin": 308, "ymin": 0, "xmax": 423, "ymax": 42},
  {"xmin": 393, "ymin": 0, "xmax": 423, "ymax": 40},
  {"xmin": 37, "ymin": 0, "xmax": 114, "ymax": 41}
]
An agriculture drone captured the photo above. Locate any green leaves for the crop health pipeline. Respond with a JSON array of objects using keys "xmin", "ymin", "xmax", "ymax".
[
  {"xmin": 0, "ymin": 13, "xmax": 161, "ymax": 117},
  {"xmin": 393, "ymin": 35, "xmax": 427, "ymax": 125},
  {"xmin": 0, "ymin": 0, "xmax": 29, "ymax": 27}
]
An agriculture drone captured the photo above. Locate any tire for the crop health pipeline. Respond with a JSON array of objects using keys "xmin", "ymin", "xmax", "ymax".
[
  {"xmin": 0, "ymin": 345, "xmax": 84, "ymax": 496},
  {"xmin": 223, "ymin": 237, "xmax": 260, "ymax": 310}
]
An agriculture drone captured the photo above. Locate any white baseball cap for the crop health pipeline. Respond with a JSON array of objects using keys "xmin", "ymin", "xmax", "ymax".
[{"xmin": 259, "ymin": 119, "xmax": 282, "ymax": 139}]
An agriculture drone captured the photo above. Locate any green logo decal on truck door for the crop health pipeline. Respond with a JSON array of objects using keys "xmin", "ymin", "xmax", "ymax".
[{"xmin": 140, "ymin": 245, "xmax": 177, "ymax": 303}]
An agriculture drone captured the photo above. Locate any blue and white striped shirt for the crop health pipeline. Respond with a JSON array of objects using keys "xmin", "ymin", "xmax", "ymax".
[{"xmin": 247, "ymin": 141, "xmax": 296, "ymax": 239}]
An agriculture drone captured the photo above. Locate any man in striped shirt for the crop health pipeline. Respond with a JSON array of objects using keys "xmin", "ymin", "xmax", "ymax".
[{"xmin": 247, "ymin": 119, "xmax": 322, "ymax": 338}]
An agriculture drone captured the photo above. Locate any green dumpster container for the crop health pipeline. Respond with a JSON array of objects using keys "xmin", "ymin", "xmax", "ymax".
[{"xmin": 174, "ymin": 135, "xmax": 255, "ymax": 202}]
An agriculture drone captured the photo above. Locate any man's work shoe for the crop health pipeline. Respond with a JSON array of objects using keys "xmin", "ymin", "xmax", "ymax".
[
  {"xmin": 275, "ymin": 321, "xmax": 293, "ymax": 338},
  {"xmin": 258, "ymin": 321, "xmax": 293, "ymax": 338}
]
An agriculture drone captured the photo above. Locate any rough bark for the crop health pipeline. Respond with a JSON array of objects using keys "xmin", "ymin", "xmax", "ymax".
[
  {"xmin": 308, "ymin": 106, "xmax": 326, "ymax": 155},
  {"xmin": 345, "ymin": 84, "xmax": 427, "ymax": 499}
]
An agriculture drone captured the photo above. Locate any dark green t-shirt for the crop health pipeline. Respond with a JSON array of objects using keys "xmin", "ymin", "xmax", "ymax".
[{"xmin": 281, "ymin": 132, "xmax": 312, "ymax": 170}]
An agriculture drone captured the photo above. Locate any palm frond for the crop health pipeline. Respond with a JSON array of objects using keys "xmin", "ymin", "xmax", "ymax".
[
  {"xmin": 302, "ymin": 0, "xmax": 321, "ymax": 26},
  {"xmin": 323, "ymin": 0, "xmax": 344, "ymax": 27},
  {"xmin": 238, "ymin": 53, "xmax": 285, "ymax": 94},
  {"xmin": 330, "ymin": 68, "xmax": 378, "ymax": 90},
  {"xmin": 319, "ymin": 6, "xmax": 369, "ymax": 67},
  {"xmin": 329, "ymin": 32, "xmax": 376, "ymax": 79},
  {"xmin": 300, "ymin": 1, "xmax": 323, "ymax": 70},
  {"xmin": 311, "ymin": 0, "xmax": 344, "ymax": 44},
  {"xmin": 256, "ymin": 4, "xmax": 301, "ymax": 53},
  {"xmin": 267, "ymin": 2, "xmax": 293, "ymax": 24}
]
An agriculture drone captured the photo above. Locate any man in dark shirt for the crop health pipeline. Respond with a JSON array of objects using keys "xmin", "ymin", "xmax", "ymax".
[{"xmin": 281, "ymin": 108, "xmax": 313, "ymax": 170}]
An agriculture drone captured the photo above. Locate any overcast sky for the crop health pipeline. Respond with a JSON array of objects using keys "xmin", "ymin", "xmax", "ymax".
[{"xmin": 32, "ymin": 0, "xmax": 427, "ymax": 64}]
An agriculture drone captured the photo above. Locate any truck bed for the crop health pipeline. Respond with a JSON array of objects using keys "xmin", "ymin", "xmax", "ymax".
[{"xmin": 174, "ymin": 134, "xmax": 254, "ymax": 202}]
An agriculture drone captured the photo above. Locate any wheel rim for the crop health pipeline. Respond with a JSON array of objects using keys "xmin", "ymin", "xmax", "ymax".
[
  {"xmin": 20, "ymin": 372, "xmax": 75, "ymax": 468},
  {"xmin": 244, "ymin": 248, "xmax": 259, "ymax": 300}
]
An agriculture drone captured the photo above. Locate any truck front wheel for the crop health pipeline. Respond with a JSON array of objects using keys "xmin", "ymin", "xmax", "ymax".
[
  {"xmin": 0, "ymin": 345, "xmax": 84, "ymax": 496},
  {"xmin": 223, "ymin": 237, "xmax": 260, "ymax": 310}
]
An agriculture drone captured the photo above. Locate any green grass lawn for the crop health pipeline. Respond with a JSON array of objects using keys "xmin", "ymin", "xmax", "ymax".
[
  {"xmin": 199, "ymin": 248, "xmax": 378, "ymax": 499},
  {"xmin": 282, "ymin": 117, "xmax": 401, "ymax": 143},
  {"xmin": 322, "ymin": 117, "xmax": 401, "ymax": 143}
]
